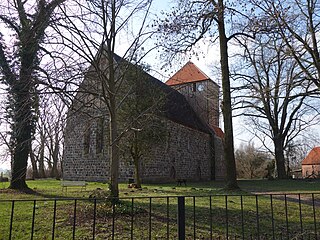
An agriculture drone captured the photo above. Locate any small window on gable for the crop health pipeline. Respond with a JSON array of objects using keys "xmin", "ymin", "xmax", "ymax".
[
  {"xmin": 192, "ymin": 82, "xmax": 197, "ymax": 92},
  {"xmin": 83, "ymin": 123, "xmax": 91, "ymax": 154},
  {"xmin": 96, "ymin": 117, "xmax": 104, "ymax": 154}
]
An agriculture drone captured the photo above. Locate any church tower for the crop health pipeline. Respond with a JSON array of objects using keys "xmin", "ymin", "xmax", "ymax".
[{"xmin": 165, "ymin": 62, "xmax": 220, "ymax": 131}]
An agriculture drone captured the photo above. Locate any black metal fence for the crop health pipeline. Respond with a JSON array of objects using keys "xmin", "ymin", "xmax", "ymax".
[{"xmin": 1, "ymin": 193, "xmax": 320, "ymax": 239}]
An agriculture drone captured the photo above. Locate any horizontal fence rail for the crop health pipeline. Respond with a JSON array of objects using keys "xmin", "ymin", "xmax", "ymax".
[{"xmin": 1, "ymin": 193, "xmax": 320, "ymax": 239}]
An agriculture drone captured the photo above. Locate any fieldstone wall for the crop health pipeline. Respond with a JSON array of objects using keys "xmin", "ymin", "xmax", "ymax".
[
  {"xmin": 62, "ymin": 113, "xmax": 224, "ymax": 182},
  {"xmin": 214, "ymin": 136, "xmax": 225, "ymax": 180},
  {"xmin": 63, "ymin": 113, "xmax": 110, "ymax": 182},
  {"xmin": 139, "ymin": 119, "xmax": 212, "ymax": 182}
]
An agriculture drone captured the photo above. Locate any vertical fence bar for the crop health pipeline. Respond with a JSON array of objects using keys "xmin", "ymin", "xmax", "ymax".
[
  {"xmin": 72, "ymin": 199, "xmax": 77, "ymax": 240},
  {"xmin": 210, "ymin": 196, "xmax": 212, "ymax": 240},
  {"xmin": 312, "ymin": 193, "xmax": 317, "ymax": 239},
  {"xmin": 92, "ymin": 198, "xmax": 97, "ymax": 240},
  {"xmin": 193, "ymin": 196, "xmax": 196, "ymax": 239},
  {"xmin": 52, "ymin": 200, "xmax": 57, "ymax": 240},
  {"xmin": 225, "ymin": 195, "xmax": 229, "ymax": 240},
  {"xmin": 256, "ymin": 195, "xmax": 260, "ymax": 240},
  {"xmin": 9, "ymin": 200, "xmax": 14, "ymax": 240},
  {"xmin": 270, "ymin": 195, "xmax": 275, "ymax": 240},
  {"xmin": 285, "ymin": 194, "xmax": 289, "ymax": 240},
  {"xmin": 241, "ymin": 195, "xmax": 244, "ymax": 240},
  {"xmin": 177, "ymin": 196, "xmax": 185, "ymax": 240},
  {"xmin": 167, "ymin": 197, "xmax": 169, "ymax": 240},
  {"xmin": 131, "ymin": 198, "xmax": 134, "ymax": 240},
  {"xmin": 298, "ymin": 194, "xmax": 303, "ymax": 237},
  {"xmin": 31, "ymin": 200, "xmax": 36, "ymax": 240},
  {"xmin": 6, "ymin": 193, "xmax": 320, "ymax": 239},
  {"xmin": 149, "ymin": 197, "xmax": 152, "ymax": 240}
]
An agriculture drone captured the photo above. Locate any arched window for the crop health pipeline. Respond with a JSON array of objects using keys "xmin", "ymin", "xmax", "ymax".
[
  {"xmin": 83, "ymin": 123, "xmax": 91, "ymax": 154},
  {"xmin": 96, "ymin": 117, "xmax": 104, "ymax": 154}
]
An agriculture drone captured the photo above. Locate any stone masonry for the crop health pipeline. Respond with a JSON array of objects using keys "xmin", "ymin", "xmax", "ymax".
[
  {"xmin": 63, "ymin": 114, "xmax": 218, "ymax": 182},
  {"xmin": 62, "ymin": 54, "xmax": 226, "ymax": 183}
]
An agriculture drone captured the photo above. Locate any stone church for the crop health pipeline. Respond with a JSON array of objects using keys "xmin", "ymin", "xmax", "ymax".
[{"xmin": 62, "ymin": 53, "xmax": 226, "ymax": 183}]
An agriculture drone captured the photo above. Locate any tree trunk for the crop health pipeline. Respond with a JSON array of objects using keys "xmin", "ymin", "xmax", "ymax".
[
  {"xmin": 51, "ymin": 131, "xmax": 59, "ymax": 178},
  {"xmin": 132, "ymin": 131, "xmax": 142, "ymax": 188},
  {"xmin": 29, "ymin": 143, "xmax": 39, "ymax": 179},
  {"xmin": 217, "ymin": 0, "xmax": 239, "ymax": 190},
  {"xmin": 109, "ymin": 113, "xmax": 120, "ymax": 198},
  {"xmin": 4, "ymin": 0, "xmax": 65, "ymax": 190},
  {"xmin": 274, "ymin": 138, "xmax": 287, "ymax": 179},
  {"xmin": 38, "ymin": 136, "xmax": 46, "ymax": 178},
  {"xmin": 9, "ymin": 87, "xmax": 32, "ymax": 190},
  {"xmin": 106, "ymin": 1, "xmax": 120, "ymax": 199},
  {"xmin": 109, "ymin": 71, "xmax": 120, "ymax": 198},
  {"xmin": 133, "ymin": 155, "xmax": 142, "ymax": 189}
]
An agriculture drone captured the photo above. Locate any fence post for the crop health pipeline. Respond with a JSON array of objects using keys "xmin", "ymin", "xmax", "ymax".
[{"xmin": 177, "ymin": 196, "xmax": 185, "ymax": 240}]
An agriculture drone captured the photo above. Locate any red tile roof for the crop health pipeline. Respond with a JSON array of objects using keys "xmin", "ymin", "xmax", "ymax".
[
  {"xmin": 302, "ymin": 147, "xmax": 320, "ymax": 165},
  {"xmin": 212, "ymin": 126, "xmax": 224, "ymax": 139},
  {"xmin": 165, "ymin": 61, "xmax": 210, "ymax": 86}
]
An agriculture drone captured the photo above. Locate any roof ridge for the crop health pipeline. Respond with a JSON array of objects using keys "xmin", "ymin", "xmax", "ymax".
[
  {"xmin": 188, "ymin": 61, "xmax": 210, "ymax": 79},
  {"xmin": 302, "ymin": 146, "xmax": 320, "ymax": 165},
  {"xmin": 165, "ymin": 61, "xmax": 210, "ymax": 86}
]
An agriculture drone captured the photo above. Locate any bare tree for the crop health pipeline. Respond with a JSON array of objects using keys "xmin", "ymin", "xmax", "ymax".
[
  {"xmin": 235, "ymin": 142, "xmax": 270, "ymax": 179},
  {"xmin": 233, "ymin": 33, "xmax": 320, "ymax": 178},
  {"xmin": 0, "ymin": 100, "xmax": 13, "ymax": 172},
  {"xmin": 118, "ymin": 64, "xmax": 166, "ymax": 188},
  {"xmin": 248, "ymin": 0, "xmax": 320, "ymax": 89},
  {"xmin": 29, "ymin": 95, "xmax": 66, "ymax": 179},
  {"xmin": 156, "ymin": 0, "xmax": 258, "ymax": 189},
  {"xmin": 55, "ymin": 0, "xmax": 155, "ymax": 197},
  {"xmin": 0, "ymin": 0, "xmax": 66, "ymax": 190},
  {"xmin": 285, "ymin": 134, "xmax": 320, "ymax": 171}
]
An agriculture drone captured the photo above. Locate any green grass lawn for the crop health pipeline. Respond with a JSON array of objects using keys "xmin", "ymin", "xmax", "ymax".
[
  {"xmin": 1, "ymin": 179, "xmax": 320, "ymax": 239},
  {"xmin": 2, "ymin": 178, "xmax": 320, "ymax": 199}
]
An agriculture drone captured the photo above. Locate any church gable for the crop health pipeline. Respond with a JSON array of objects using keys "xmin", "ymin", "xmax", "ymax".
[
  {"xmin": 62, "ymin": 53, "xmax": 225, "ymax": 183},
  {"xmin": 166, "ymin": 61, "xmax": 210, "ymax": 86},
  {"xmin": 165, "ymin": 62, "xmax": 221, "ymax": 133}
]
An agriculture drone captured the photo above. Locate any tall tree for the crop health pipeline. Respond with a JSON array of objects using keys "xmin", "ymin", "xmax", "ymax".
[
  {"xmin": 217, "ymin": 0, "xmax": 238, "ymax": 189},
  {"xmin": 119, "ymin": 64, "xmax": 166, "ymax": 188},
  {"xmin": 235, "ymin": 142, "xmax": 270, "ymax": 179},
  {"xmin": 157, "ymin": 0, "xmax": 256, "ymax": 189},
  {"xmin": 234, "ymin": 33, "xmax": 320, "ymax": 178},
  {"xmin": 56, "ymin": 0, "xmax": 155, "ymax": 197},
  {"xmin": 0, "ymin": 0, "xmax": 66, "ymax": 190},
  {"xmin": 248, "ymin": 0, "xmax": 320, "ymax": 89},
  {"xmin": 30, "ymin": 95, "xmax": 66, "ymax": 179}
]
